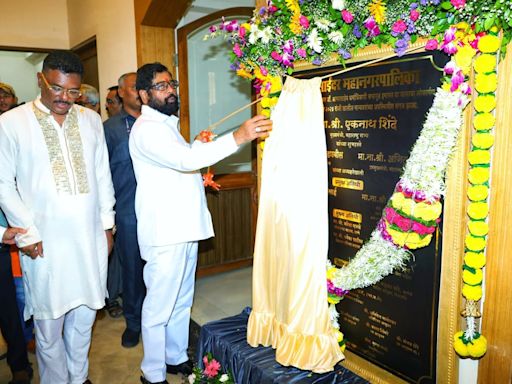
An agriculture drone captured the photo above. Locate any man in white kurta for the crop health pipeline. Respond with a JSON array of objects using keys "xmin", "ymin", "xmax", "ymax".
[
  {"xmin": 129, "ymin": 62, "xmax": 271, "ymax": 384},
  {"xmin": 0, "ymin": 51, "xmax": 115, "ymax": 384}
]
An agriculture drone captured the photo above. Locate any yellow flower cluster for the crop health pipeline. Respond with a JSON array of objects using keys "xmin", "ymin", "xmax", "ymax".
[
  {"xmin": 386, "ymin": 222, "xmax": 432, "ymax": 249},
  {"xmin": 455, "ymin": 45, "xmax": 477, "ymax": 75},
  {"xmin": 286, "ymin": 0, "xmax": 302, "ymax": 35},
  {"xmin": 390, "ymin": 192, "xmax": 441, "ymax": 222},
  {"xmin": 463, "ymin": 268, "xmax": 483, "ymax": 285},
  {"xmin": 369, "ymin": 0, "xmax": 386, "ymax": 24},
  {"xmin": 453, "ymin": 332, "xmax": 487, "ymax": 358},
  {"xmin": 462, "ymin": 284, "xmax": 482, "ymax": 301},
  {"xmin": 474, "ymin": 95, "xmax": 496, "ymax": 113},
  {"xmin": 473, "ymin": 113, "xmax": 495, "ymax": 131}
]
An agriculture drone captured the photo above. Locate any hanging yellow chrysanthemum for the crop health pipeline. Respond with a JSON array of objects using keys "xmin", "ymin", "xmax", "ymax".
[
  {"xmin": 454, "ymin": 45, "xmax": 476, "ymax": 74},
  {"xmin": 467, "ymin": 185, "xmax": 489, "ymax": 201},
  {"xmin": 465, "ymin": 234, "xmax": 486, "ymax": 252},
  {"xmin": 468, "ymin": 221, "xmax": 489, "ymax": 237},
  {"xmin": 468, "ymin": 150, "xmax": 491, "ymax": 166},
  {"xmin": 473, "ymin": 113, "xmax": 495, "ymax": 131},
  {"xmin": 475, "ymin": 73, "xmax": 498, "ymax": 94},
  {"xmin": 474, "ymin": 54, "xmax": 497, "ymax": 73},
  {"xmin": 369, "ymin": 0, "xmax": 386, "ymax": 24},
  {"xmin": 467, "ymin": 202, "xmax": 489, "ymax": 220},
  {"xmin": 472, "ymin": 132, "xmax": 494, "ymax": 149},
  {"xmin": 289, "ymin": 13, "xmax": 302, "ymax": 35},
  {"xmin": 474, "ymin": 95, "xmax": 496, "ymax": 113},
  {"xmin": 463, "ymin": 268, "xmax": 483, "ymax": 285},
  {"xmin": 464, "ymin": 252, "xmax": 486, "ymax": 269},
  {"xmin": 478, "ymin": 34, "xmax": 501, "ymax": 53},
  {"xmin": 462, "ymin": 284, "xmax": 482, "ymax": 301},
  {"xmin": 468, "ymin": 167, "xmax": 490, "ymax": 185}
]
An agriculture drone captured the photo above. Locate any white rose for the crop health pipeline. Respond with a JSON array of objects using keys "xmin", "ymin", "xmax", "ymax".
[
  {"xmin": 188, "ymin": 373, "xmax": 196, "ymax": 384},
  {"xmin": 220, "ymin": 374, "xmax": 230, "ymax": 382},
  {"xmin": 332, "ymin": 0, "xmax": 345, "ymax": 10}
]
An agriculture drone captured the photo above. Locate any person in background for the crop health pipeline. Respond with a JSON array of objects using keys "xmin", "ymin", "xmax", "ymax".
[
  {"xmin": 104, "ymin": 72, "xmax": 144, "ymax": 348},
  {"xmin": 0, "ymin": 211, "xmax": 32, "ymax": 384},
  {"xmin": 106, "ymin": 86, "xmax": 123, "ymax": 118},
  {"xmin": 130, "ymin": 62, "xmax": 272, "ymax": 384},
  {"xmin": 0, "ymin": 83, "xmax": 19, "ymax": 115},
  {"xmin": 77, "ymin": 84, "xmax": 101, "ymax": 113},
  {"xmin": 0, "ymin": 50, "xmax": 115, "ymax": 384}
]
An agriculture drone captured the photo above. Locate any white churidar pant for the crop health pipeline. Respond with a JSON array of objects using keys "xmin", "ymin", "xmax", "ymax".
[
  {"xmin": 34, "ymin": 305, "xmax": 96, "ymax": 384},
  {"xmin": 140, "ymin": 241, "xmax": 198, "ymax": 382}
]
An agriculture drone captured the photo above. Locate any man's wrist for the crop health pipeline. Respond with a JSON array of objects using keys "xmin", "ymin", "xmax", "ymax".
[{"xmin": 106, "ymin": 225, "xmax": 117, "ymax": 235}]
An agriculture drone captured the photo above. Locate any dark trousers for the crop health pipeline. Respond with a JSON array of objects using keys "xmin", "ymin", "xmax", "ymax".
[
  {"xmin": 116, "ymin": 215, "xmax": 145, "ymax": 332},
  {"xmin": 0, "ymin": 244, "xmax": 30, "ymax": 374}
]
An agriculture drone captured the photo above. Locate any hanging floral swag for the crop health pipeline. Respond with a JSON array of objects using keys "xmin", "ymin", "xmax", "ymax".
[{"xmin": 205, "ymin": 0, "xmax": 511, "ymax": 359}]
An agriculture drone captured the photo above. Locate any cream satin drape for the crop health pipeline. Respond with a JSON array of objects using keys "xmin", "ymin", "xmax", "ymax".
[{"xmin": 247, "ymin": 76, "xmax": 344, "ymax": 373}]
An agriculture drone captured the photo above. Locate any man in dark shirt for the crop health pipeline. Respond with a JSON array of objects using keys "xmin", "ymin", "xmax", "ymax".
[{"xmin": 103, "ymin": 72, "xmax": 144, "ymax": 348}]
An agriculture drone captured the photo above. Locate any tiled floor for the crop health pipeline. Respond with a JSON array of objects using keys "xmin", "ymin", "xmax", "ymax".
[{"xmin": 0, "ymin": 267, "xmax": 253, "ymax": 384}]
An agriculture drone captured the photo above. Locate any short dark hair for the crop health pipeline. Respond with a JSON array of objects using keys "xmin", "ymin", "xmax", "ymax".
[
  {"xmin": 108, "ymin": 85, "xmax": 119, "ymax": 91},
  {"xmin": 43, "ymin": 50, "xmax": 84, "ymax": 77},
  {"xmin": 136, "ymin": 63, "xmax": 169, "ymax": 91}
]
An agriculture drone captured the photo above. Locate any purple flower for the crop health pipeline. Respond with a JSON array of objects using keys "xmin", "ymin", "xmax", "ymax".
[
  {"xmin": 395, "ymin": 38, "xmax": 409, "ymax": 56},
  {"xmin": 259, "ymin": 7, "xmax": 266, "ymax": 15},
  {"xmin": 283, "ymin": 40, "xmax": 294, "ymax": 54},
  {"xmin": 443, "ymin": 60, "xmax": 457, "ymax": 75},
  {"xmin": 410, "ymin": 2, "xmax": 418, "ymax": 9},
  {"xmin": 209, "ymin": 25, "xmax": 217, "ymax": 33},
  {"xmin": 420, "ymin": 0, "xmax": 428, "ymax": 5},
  {"xmin": 282, "ymin": 52, "xmax": 294, "ymax": 67},
  {"xmin": 353, "ymin": 24, "xmax": 362, "ymax": 38},
  {"xmin": 364, "ymin": 17, "xmax": 381, "ymax": 37},
  {"xmin": 410, "ymin": 9, "xmax": 420, "ymax": 21},
  {"xmin": 432, "ymin": 0, "xmax": 440, "ymax": 4},
  {"xmin": 260, "ymin": 66, "xmax": 268, "ymax": 76},
  {"xmin": 460, "ymin": 82, "xmax": 471, "ymax": 95},
  {"xmin": 312, "ymin": 56, "xmax": 323, "ymax": 65},
  {"xmin": 442, "ymin": 40, "xmax": 458, "ymax": 55},
  {"xmin": 444, "ymin": 27, "xmax": 456, "ymax": 43},
  {"xmin": 297, "ymin": 48, "xmax": 307, "ymax": 58},
  {"xmin": 450, "ymin": 70, "xmax": 465, "ymax": 92},
  {"xmin": 338, "ymin": 48, "xmax": 352, "ymax": 60}
]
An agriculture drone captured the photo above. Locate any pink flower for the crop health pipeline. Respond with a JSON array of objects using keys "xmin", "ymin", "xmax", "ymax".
[
  {"xmin": 271, "ymin": 51, "xmax": 283, "ymax": 62},
  {"xmin": 283, "ymin": 40, "xmax": 294, "ymax": 54},
  {"xmin": 425, "ymin": 39, "xmax": 438, "ymax": 50},
  {"xmin": 385, "ymin": 207, "xmax": 399, "ymax": 223},
  {"xmin": 204, "ymin": 359, "xmax": 221, "ymax": 378},
  {"xmin": 299, "ymin": 15, "xmax": 310, "ymax": 29},
  {"xmin": 341, "ymin": 10, "xmax": 354, "ymax": 24},
  {"xmin": 392, "ymin": 20, "xmax": 407, "ymax": 34},
  {"xmin": 260, "ymin": 66, "xmax": 268, "ymax": 76},
  {"xmin": 443, "ymin": 61, "xmax": 457, "ymax": 75},
  {"xmin": 239, "ymin": 26, "xmax": 246, "ymax": 38},
  {"xmin": 412, "ymin": 221, "xmax": 436, "ymax": 235},
  {"xmin": 442, "ymin": 40, "xmax": 458, "ymax": 55},
  {"xmin": 450, "ymin": 70, "xmax": 465, "ymax": 92},
  {"xmin": 209, "ymin": 25, "xmax": 217, "ymax": 33},
  {"xmin": 444, "ymin": 27, "xmax": 456, "ymax": 43},
  {"xmin": 410, "ymin": 10, "xmax": 420, "ymax": 21},
  {"xmin": 395, "ymin": 216, "xmax": 413, "ymax": 232},
  {"xmin": 450, "ymin": 0, "xmax": 466, "ymax": 9},
  {"xmin": 282, "ymin": 52, "xmax": 294, "ymax": 67},
  {"xmin": 460, "ymin": 82, "xmax": 472, "ymax": 95},
  {"xmin": 364, "ymin": 17, "xmax": 381, "ymax": 37},
  {"xmin": 297, "ymin": 48, "xmax": 307, "ymax": 58},
  {"xmin": 233, "ymin": 43, "xmax": 243, "ymax": 58},
  {"xmin": 268, "ymin": 5, "xmax": 278, "ymax": 14}
]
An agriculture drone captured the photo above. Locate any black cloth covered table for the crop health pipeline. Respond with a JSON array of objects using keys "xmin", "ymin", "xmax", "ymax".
[{"xmin": 197, "ymin": 307, "xmax": 369, "ymax": 384}]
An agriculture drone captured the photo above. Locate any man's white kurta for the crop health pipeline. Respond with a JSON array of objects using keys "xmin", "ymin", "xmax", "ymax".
[
  {"xmin": 129, "ymin": 105, "xmax": 239, "ymax": 246},
  {"xmin": 0, "ymin": 98, "xmax": 115, "ymax": 320}
]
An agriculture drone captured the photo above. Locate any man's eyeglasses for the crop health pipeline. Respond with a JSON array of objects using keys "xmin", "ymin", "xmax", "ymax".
[
  {"xmin": 150, "ymin": 80, "xmax": 179, "ymax": 92},
  {"xmin": 40, "ymin": 73, "xmax": 82, "ymax": 99}
]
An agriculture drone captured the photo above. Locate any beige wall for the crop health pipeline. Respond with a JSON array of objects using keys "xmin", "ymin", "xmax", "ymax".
[
  {"xmin": 67, "ymin": 0, "xmax": 138, "ymax": 118},
  {"xmin": 0, "ymin": 0, "xmax": 69, "ymax": 49}
]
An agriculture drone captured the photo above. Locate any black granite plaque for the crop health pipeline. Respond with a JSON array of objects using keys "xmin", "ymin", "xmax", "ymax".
[{"xmin": 297, "ymin": 51, "xmax": 448, "ymax": 383}]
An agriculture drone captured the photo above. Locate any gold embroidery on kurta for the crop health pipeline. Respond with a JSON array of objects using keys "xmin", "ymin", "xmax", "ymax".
[{"xmin": 32, "ymin": 104, "xmax": 90, "ymax": 194}]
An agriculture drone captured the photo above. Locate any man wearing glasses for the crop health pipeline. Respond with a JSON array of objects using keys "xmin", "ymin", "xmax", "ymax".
[
  {"xmin": 0, "ymin": 50, "xmax": 115, "ymax": 384},
  {"xmin": 130, "ymin": 62, "xmax": 272, "ymax": 384}
]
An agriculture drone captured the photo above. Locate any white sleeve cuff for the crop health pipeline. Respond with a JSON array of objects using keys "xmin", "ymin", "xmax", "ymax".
[{"xmin": 15, "ymin": 225, "xmax": 41, "ymax": 248}]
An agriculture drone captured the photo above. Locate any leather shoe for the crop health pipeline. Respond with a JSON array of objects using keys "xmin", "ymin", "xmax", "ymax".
[
  {"xmin": 166, "ymin": 359, "xmax": 193, "ymax": 375},
  {"xmin": 83, "ymin": 380, "xmax": 92, "ymax": 384},
  {"xmin": 140, "ymin": 376, "xmax": 168, "ymax": 384},
  {"xmin": 121, "ymin": 328, "xmax": 140, "ymax": 348}
]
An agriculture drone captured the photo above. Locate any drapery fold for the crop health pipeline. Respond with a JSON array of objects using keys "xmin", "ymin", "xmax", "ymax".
[{"xmin": 247, "ymin": 76, "xmax": 344, "ymax": 373}]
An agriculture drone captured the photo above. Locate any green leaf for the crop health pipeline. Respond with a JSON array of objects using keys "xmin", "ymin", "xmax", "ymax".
[
  {"xmin": 440, "ymin": 1, "xmax": 454, "ymax": 11},
  {"xmin": 484, "ymin": 16, "xmax": 496, "ymax": 30},
  {"xmin": 411, "ymin": 34, "xmax": 418, "ymax": 44}
]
